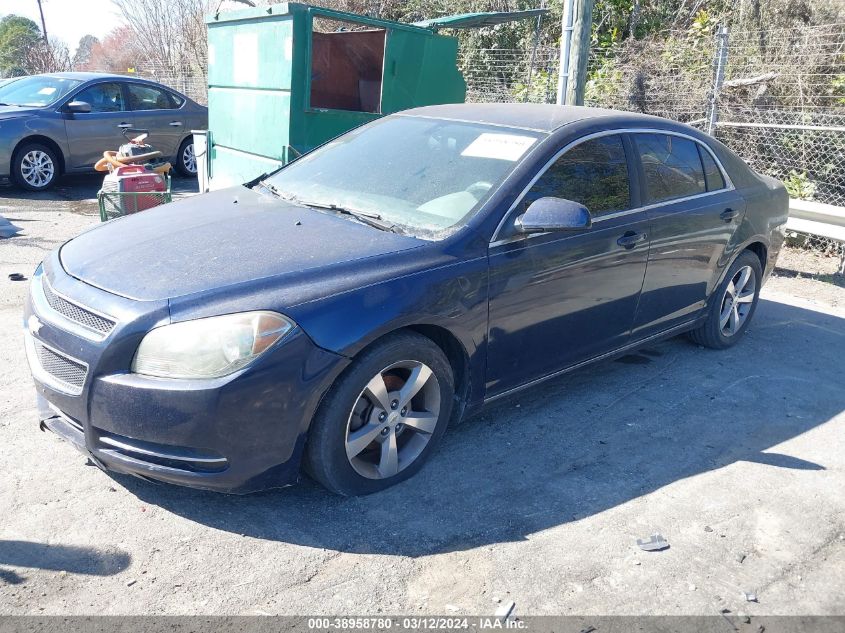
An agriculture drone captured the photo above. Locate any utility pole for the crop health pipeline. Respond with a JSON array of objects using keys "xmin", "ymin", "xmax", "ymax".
[
  {"xmin": 556, "ymin": 0, "xmax": 593, "ymax": 105},
  {"xmin": 35, "ymin": 0, "xmax": 48, "ymax": 42}
]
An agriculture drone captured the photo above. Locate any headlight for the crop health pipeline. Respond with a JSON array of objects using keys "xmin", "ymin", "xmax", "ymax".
[{"xmin": 131, "ymin": 311, "xmax": 294, "ymax": 379}]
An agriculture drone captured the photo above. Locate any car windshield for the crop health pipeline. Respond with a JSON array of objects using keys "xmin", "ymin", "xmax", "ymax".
[
  {"xmin": 0, "ymin": 75, "xmax": 82, "ymax": 107},
  {"xmin": 263, "ymin": 115, "xmax": 544, "ymax": 238}
]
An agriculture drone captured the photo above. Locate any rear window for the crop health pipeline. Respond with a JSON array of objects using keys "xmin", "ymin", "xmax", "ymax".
[
  {"xmin": 635, "ymin": 133, "xmax": 707, "ymax": 203},
  {"xmin": 169, "ymin": 92, "xmax": 185, "ymax": 107},
  {"xmin": 698, "ymin": 144, "xmax": 726, "ymax": 191}
]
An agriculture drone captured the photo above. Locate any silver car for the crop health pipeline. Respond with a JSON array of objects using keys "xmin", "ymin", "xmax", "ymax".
[{"xmin": 0, "ymin": 72, "xmax": 207, "ymax": 190}]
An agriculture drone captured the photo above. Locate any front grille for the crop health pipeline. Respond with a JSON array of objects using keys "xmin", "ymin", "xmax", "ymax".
[
  {"xmin": 35, "ymin": 341, "xmax": 88, "ymax": 390},
  {"xmin": 42, "ymin": 279, "xmax": 115, "ymax": 335}
]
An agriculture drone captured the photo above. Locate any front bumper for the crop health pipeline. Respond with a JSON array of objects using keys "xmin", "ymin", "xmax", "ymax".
[{"xmin": 25, "ymin": 254, "xmax": 348, "ymax": 494}]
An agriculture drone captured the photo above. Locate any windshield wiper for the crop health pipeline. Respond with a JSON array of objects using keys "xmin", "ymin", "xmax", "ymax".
[
  {"xmin": 255, "ymin": 178, "xmax": 281, "ymax": 197},
  {"xmin": 259, "ymin": 184, "xmax": 402, "ymax": 234},
  {"xmin": 303, "ymin": 201, "xmax": 401, "ymax": 233}
]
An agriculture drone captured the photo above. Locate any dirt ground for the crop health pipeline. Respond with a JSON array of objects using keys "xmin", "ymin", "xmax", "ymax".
[{"xmin": 1, "ymin": 175, "xmax": 844, "ymax": 617}]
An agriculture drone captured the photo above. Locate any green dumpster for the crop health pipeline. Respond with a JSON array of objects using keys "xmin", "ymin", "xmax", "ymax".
[{"xmin": 204, "ymin": 2, "xmax": 469, "ymax": 190}]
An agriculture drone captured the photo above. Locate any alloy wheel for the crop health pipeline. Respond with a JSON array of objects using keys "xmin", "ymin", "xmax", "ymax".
[
  {"xmin": 719, "ymin": 265, "xmax": 756, "ymax": 337},
  {"xmin": 20, "ymin": 150, "xmax": 55, "ymax": 188},
  {"xmin": 345, "ymin": 360, "xmax": 441, "ymax": 480},
  {"xmin": 182, "ymin": 143, "xmax": 197, "ymax": 174}
]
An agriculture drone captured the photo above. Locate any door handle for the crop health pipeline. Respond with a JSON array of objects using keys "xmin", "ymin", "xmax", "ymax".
[
  {"xmin": 617, "ymin": 231, "xmax": 647, "ymax": 249},
  {"xmin": 169, "ymin": 121, "xmax": 183, "ymax": 127},
  {"xmin": 117, "ymin": 123, "xmax": 132, "ymax": 128},
  {"xmin": 720, "ymin": 208, "xmax": 739, "ymax": 222}
]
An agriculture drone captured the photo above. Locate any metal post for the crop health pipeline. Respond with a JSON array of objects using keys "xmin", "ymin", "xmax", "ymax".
[
  {"xmin": 524, "ymin": 1, "xmax": 544, "ymax": 103},
  {"xmin": 707, "ymin": 25, "xmax": 729, "ymax": 136},
  {"xmin": 556, "ymin": 0, "xmax": 576, "ymax": 104}
]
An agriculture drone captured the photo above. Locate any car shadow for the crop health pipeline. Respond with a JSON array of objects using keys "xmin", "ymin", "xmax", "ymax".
[
  {"xmin": 0, "ymin": 540, "xmax": 131, "ymax": 585},
  {"xmin": 116, "ymin": 297, "xmax": 844, "ymax": 557}
]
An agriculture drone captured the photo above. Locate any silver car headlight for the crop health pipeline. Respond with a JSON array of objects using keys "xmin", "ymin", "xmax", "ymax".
[{"xmin": 131, "ymin": 311, "xmax": 294, "ymax": 379}]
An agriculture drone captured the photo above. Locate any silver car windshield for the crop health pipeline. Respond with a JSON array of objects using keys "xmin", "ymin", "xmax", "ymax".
[
  {"xmin": 264, "ymin": 115, "xmax": 545, "ymax": 238},
  {"xmin": 0, "ymin": 76, "xmax": 82, "ymax": 107}
]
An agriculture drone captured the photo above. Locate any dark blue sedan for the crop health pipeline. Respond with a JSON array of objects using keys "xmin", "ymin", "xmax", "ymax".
[{"xmin": 25, "ymin": 104, "xmax": 788, "ymax": 495}]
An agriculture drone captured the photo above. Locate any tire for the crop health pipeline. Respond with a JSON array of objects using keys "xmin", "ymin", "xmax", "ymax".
[
  {"xmin": 304, "ymin": 331, "xmax": 455, "ymax": 496},
  {"xmin": 175, "ymin": 137, "xmax": 197, "ymax": 177},
  {"xmin": 688, "ymin": 250, "xmax": 762, "ymax": 349},
  {"xmin": 12, "ymin": 142, "xmax": 59, "ymax": 191}
]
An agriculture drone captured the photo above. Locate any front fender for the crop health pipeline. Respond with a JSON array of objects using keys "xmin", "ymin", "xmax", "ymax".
[
  {"xmin": 0, "ymin": 112, "xmax": 70, "ymax": 175},
  {"xmin": 284, "ymin": 255, "xmax": 490, "ymax": 407},
  {"xmin": 0, "ymin": 117, "xmax": 29, "ymax": 176}
]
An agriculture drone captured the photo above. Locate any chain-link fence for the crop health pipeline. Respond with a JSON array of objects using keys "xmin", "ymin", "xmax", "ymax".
[
  {"xmin": 458, "ymin": 46, "xmax": 559, "ymax": 104},
  {"xmin": 583, "ymin": 22, "xmax": 845, "ymax": 210},
  {"xmin": 715, "ymin": 23, "xmax": 845, "ymax": 212}
]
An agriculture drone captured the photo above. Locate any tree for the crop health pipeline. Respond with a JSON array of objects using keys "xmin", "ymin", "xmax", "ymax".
[
  {"xmin": 0, "ymin": 15, "xmax": 41, "ymax": 77},
  {"xmin": 73, "ymin": 34, "xmax": 100, "ymax": 70},
  {"xmin": 23, "ymin": 37, "xmax": 72, "ymax": 74},
  {"xmin": 110, "ymin": 0, "xmax": 212, "ymax": 80},
  {"xmin": 87, "ymin": 26, "xmax": 144, "ymax": 73}
]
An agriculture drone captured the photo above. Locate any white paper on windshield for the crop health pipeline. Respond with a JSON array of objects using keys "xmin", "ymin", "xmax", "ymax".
[
  {"xmin": 461, "ymin": 133, "xmax": 536, "ymax": 161},
  {"xmin": 38, "ymin": 87, "xmax": 57, "ymax": 95}
]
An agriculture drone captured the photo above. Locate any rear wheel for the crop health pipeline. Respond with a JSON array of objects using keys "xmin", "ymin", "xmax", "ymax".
[
  {"xmin": 175, "ymin": 137, "xmax": 197, "ymax": 177},
  {"xmin": 689, "ymin": 250, "xmax": 762, "ymax": 349},
  {"xmin": 12, "ymin": 142, "xmax": 59, "ymax": 191},
  {"xmin": 305, "ymin": 332, "xmax": 454, "ymax": 496}
]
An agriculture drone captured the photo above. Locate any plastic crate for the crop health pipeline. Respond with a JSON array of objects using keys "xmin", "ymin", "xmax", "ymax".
[{"xmin": 97, "ymin": 174, "xmax": 172, "ymax": 222}]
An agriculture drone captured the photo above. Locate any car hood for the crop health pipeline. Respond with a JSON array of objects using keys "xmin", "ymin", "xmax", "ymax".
[
  {"xmin": 0, "ymin": 105, "xmax": 38, "ymax": 119},
  {"xmin": 59, "ymin": 186, "xmax": 425, "ymax": 302}
]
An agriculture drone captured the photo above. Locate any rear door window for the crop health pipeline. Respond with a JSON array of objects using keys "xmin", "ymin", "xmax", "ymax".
[
  {"xmin": 127, "ymin": 83, "xmax": 178, "ymax": 110},
  {"xmin": 635, "ymin": 133, "xmax": 707, "ymax": 203},
  {"xmin": 523, "ymin": 134, "xmax": 631, "ymax": 215}
]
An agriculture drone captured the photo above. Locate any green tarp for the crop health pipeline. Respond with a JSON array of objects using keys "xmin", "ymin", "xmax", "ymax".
[{"xmin": 414, "ymin": 8, "xmax": 549, "ymax": 31}]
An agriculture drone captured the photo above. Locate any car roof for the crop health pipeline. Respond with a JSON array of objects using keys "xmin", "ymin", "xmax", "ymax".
[
  {"xmin": 36, "ymin": 72, "xmax": 176, "ymax": 88},
  {"xmin": 399, "ymin": 103, "xmax": 688, "ymax": 134},
  {"xmin": 38, "ymin": 71, "xmax": 128, "ymax": 81},
  {"xmin": 32, "ymin": 72, "xmax": 191, "ymax": 99}
]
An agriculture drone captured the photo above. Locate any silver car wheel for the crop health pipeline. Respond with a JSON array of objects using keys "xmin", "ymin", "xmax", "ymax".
[
  {"xmin": 719, "ymin": 265, "xmax": 756, "ymax": 337},
  {"xmin": 345, "ymin": 360, "xmax": 441, "ymax": 480},
  {"xmin": 182, "ymin": 143, "xmax": 197, "ymax": 174},
  {"xmin": 20, "ymin": 150, "xmax": 55, "ymax": 188}
]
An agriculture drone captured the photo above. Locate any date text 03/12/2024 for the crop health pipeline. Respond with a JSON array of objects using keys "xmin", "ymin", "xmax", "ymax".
[{"xmin": 306, "ymin": 617, "xmax": 525, "ymax": 630}]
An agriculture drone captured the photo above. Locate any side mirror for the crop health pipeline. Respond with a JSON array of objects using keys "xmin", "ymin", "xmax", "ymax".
[
  {"xmin": 516, "ymin": 197, "xmax": 592, "ymax": 233},
  {"xmin": 65, "ymin": 100, "xmax": 92, "ymax": 114}
]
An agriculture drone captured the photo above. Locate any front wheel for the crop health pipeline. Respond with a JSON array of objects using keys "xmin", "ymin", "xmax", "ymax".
[
  {"xmin": 689, "ymin": 250, "xmax": 762, "ymax": 349},
  {"xmin": 12, "ymin": 142, "xmax": 59, "ymax": 191},
  {"xmin": 304, "ymin": 332, "xmax": 454, "ymax": 496}
]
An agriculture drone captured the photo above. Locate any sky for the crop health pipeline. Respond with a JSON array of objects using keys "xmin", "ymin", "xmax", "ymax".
[{"xmin": 1, "ymin": 0, "xmax": 125, "ymax": 54}]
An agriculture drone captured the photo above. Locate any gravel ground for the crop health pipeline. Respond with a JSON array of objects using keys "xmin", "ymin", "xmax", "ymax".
[
  {"xmin": 1, "ymin": 178, "xmax": 844, "ymax": 617},
  {"xmin": 768, "ymin": 246, "xmax": 845, "ymax": 308}
]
